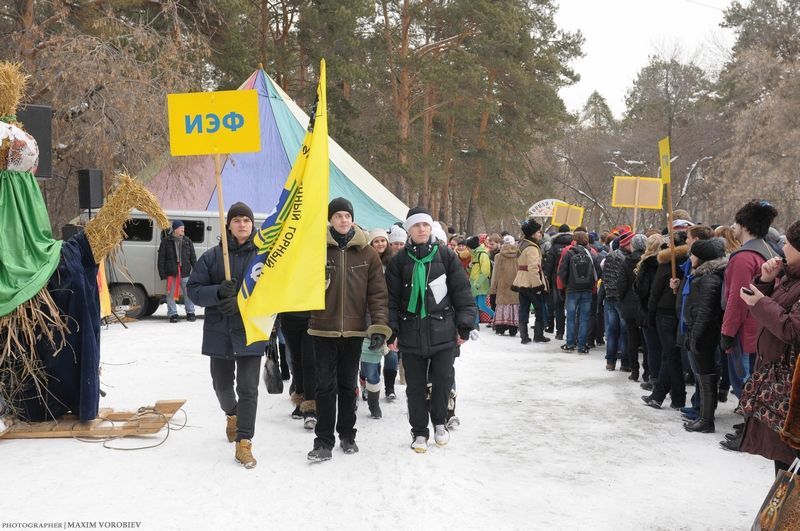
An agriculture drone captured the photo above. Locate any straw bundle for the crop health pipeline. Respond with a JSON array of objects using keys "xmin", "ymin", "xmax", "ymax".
[
  {"xmin": 0, "ymin": 62, "xmax": 30, "ymax": 172},
  {"xmin": 85, "ymin": 172, "xmax": 169, "ymax": 263}
]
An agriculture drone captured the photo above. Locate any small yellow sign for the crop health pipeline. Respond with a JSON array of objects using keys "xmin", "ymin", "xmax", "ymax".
[
  {"xmin": 612, "ymin": 176, "xmax": 663, "ymax": 209},
  {"xmin": 658, "ymin": 137, "xmax": 671, "ymax": 184},
  {"xmin": 167, "ymin": 90, "xmax": 260, "ymax": 156},
  {"xmin": 552, "ymin": 202, "xmax": 585, "ymax": 230}
]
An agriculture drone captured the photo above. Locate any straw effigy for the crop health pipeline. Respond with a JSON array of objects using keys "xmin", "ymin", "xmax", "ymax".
[{"xmin": 0, "ymin": 62, "xmax": 28, "ymax": 170}]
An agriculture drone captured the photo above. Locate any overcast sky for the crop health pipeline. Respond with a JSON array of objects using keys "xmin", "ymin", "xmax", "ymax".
[{"xmin": 555, "ymin": 0, "xmax": 737, "ymax": 118}]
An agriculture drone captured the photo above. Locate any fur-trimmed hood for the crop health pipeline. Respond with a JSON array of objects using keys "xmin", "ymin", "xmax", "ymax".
[
  {"xmin": 693, "ymin": 256, "xmax": 728, "ymax": 277},
  {"xmin": 499, "ymin": 244, "xmax": 519, "ymax": 258},
  {"xmin": 657, "ymin": 244, "xmax": 689, "ymax": 265}
]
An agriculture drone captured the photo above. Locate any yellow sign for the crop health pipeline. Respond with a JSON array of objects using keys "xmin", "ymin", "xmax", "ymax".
[
  {"xmin": 551, "ymin": 202, "xmax": 585, "ymax": 230},
  {"xmin": 612, "ymin": 176, "xmax": 663, "ymax": 209},
  {"xmin": 659, "ymin": 136, "xmax": 671, "ymax": 184},
  {"xmin": 167, "ymin": 90, "xmax": 260, "ymax": 156}
]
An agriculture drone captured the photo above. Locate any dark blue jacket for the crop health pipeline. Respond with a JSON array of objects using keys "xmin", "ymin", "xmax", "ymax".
[
  {"xmin": 15, "ymin": 232, "xmax": 101, "ymax": 422},
  {"xmin": 187, "ymin": 234, "xmax": 266, "ymax": 358}
]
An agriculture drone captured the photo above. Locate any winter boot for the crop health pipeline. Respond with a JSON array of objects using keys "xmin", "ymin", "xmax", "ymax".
[
  {"xmin": 367, "ymin": 390, "xmax": 383, "ymax": 419},
  {"xmin": 307, "ymin": 445, "xmax": 333, "ymax": 462},
  {"xmin": 509, "ymin": 326, "xmax": 518, "ymax": 337},
  {"xmin": 434, "ymin": 424, "xmax": 450, "ymax": 447},
  {"xmin": 685, "ymin": 373, "xmax": 717, "ymax": 433},
  {"xmin": 446, "ymin": 390, "xmax": 459, "ymax": 428},
  {"xmin": 301, "ymin": 400, "xmax": 317, "ymax": 430},
  {"xmin": 384, "ymin": 367, "xmax": 397, "ymax": 400},
  {"xmin": 290, "ymin": 392, "xmax": 304, "ymax": 419},
  {"xmin": 411, "ymin": 435, "xmax": 428, "ymax": 453},
  {"xmin": 495, "ymin": 325, "xmax": 506, "ymax": 335},
  {"xmin": 340, "ymin": 438, "xmax": 359, "ymax": 454},
  {"xmin": 235, "ymin": 439, "xmax": 257, "ymax": 468},
  {"xmin": 186, "ymin": 313, "xmax": 196, "ymax": 322},
  {"xmin": 225, "ymin": 415, "xmax": 237, "ymax": 443},
  {"xmin": 520, "ymin": 326, "xmax": 532, "ymax": 344}
]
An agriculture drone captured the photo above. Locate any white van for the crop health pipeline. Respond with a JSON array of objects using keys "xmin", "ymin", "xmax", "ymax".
[{"xmin": 106, "ymin": 209, "xmax": 266, "ymax": 318}]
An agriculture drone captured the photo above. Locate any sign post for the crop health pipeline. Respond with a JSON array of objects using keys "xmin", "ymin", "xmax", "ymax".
[
  {"xmin": 659, "ymin": 136, "xmax": 678, "ymax": 291},
  {"xmin": 167, "ymin": 89, "xmax": 261, "ymax": 280}
]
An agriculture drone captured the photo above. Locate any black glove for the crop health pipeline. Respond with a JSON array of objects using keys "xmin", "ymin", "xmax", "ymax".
[
  {"xmin": 720, "ymin": 334, "xmax": 735, "ymax": 352},
  {"xmin": 218, "ymin": 295, "xmax": 239, "ymax": 316},
  {"xmin": 218, "ymin": 279, "xmax": 238, "ymax": 299},
  {"xmin": 368, "ymin": 334, "xmax": 385, "ymax": 351},
  {"xmin": 458, "ymin": 327, "xmax": 472, "ymax": 341}
]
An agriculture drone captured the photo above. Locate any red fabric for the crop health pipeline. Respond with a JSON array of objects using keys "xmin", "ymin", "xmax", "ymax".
[
  {"xmin": 167, "ymin": 263, "xmax": 182, "ymax": 301},
  {"xmin": 722, "ymin": 250, "xmax": 767, "ymax": 353}
]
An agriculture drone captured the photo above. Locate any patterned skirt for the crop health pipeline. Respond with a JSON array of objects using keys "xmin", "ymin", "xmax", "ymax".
[{"xmin": 494, "ymin": 304, "xmax": 519, "ymax": 327}]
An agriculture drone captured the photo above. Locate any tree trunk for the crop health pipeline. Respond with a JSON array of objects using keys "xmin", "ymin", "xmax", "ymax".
[
  {"xmin": 14, "ymin": 0, "xmax": 36, "ymax": 72},
  {"xmin": 438, "ymin": 114, "xmax": 456, "ymax": 224},
  {"xmin": 420, "ymin": 85, "xmax": 435, "ymax": 208}
]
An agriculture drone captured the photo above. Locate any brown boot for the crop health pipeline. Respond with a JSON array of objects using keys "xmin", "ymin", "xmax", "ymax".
[
  {"xmin": 235, "ymin": 439, "xmax": 257, "ymax": 468},
  {"xmin": 225, "ymin": 415, "xmax": 237, "ymax": 443}
]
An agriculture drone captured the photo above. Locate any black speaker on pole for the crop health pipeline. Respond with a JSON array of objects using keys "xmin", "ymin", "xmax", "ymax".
[
  {"xmin": 78, "ymin": 169, "xmax": 104, "ymax": 210},
  {"xmin": 17, "ymin": 104, "xmax": 53, "ymax": 179}
]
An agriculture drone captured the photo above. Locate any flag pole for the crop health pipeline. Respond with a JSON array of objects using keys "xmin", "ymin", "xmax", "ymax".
[{"xmin": 214, "ymin": 153, "xmax": 231, "ymax": 280}]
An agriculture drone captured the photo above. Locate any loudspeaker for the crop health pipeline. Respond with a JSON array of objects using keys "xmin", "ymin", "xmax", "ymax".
[
  {"xmin": 78, "ymin": 169, "xmax": 104, "ymax": 210},
  {"xmin": 17, "ymin": 104, "xmax": 52, "ymax": 179},
  {"xmin": 61, "ymin": 224, "xmax": 84, "ymax": 241}
]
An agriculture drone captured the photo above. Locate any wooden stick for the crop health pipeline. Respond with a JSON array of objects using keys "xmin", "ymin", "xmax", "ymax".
[
  {"xmin": 666, "ymin": 177, "xmax": 678, "ymax": 293},
  {"xmin": 214, "ymin": 153, "xmax": 231, "ymax": 280},
  {"xmin": 632, "ymin": 177, "xmax": 641, "ymax": 233}
]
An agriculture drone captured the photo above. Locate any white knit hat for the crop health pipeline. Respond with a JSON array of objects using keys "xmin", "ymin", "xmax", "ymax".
[
  {"xmin": 368, "ymin": 228, "xmax": 388, "ymax": 245},
  {"xmin": 503, "ymin": 235, "xmax": 515, "ymax": 245},
  {"xmin": 431, "ymin": 222, "xmax": 447, "ymax": 244},
  {"xmin": 388, "ymin": 225, "xmax": 407, "ymax": 244}
]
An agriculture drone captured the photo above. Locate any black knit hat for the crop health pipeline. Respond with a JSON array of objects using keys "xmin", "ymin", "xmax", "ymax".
[
  {"xmin": 558, "ymin": 224, "xmax": 571, "ymax": 233},
  {"xmin": 691, "ymin": 238, "xmax": 726, "ymax": 262},
  {"xmin": 328, "ymin": 197, "xmax": 354, "ymax": 221},
  {"xmin": 521, "ymin": 218, "xmax": 542, "ymax": 238},
  {"xmin": 465, "ymin": 236, "xmax": 480, "ymax": 250},
  {"xmin": 735, "ymin": 199, "xmax": 778, "ymax": 239},
  {"xmin": 227, "ymin": 202, "xmax": 254, "ymax": 227}
]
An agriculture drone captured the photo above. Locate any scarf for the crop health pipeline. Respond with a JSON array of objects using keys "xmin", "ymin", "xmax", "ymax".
[
  {"xmin": 679, "ymin": 259, "xmax": 693, "ymax": 335},
  {"xmin": 407, "ymin": 245, "xmax": 439, "ymax": 318}
]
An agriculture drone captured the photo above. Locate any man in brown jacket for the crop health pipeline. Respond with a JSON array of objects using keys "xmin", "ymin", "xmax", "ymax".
[
  {"xmin": 514, "ymin": 218, "xmax": 550, "ymax": 344},
  {"xmin": 306, "ymin": 197, "xmax": 392, "ymax": 462}
]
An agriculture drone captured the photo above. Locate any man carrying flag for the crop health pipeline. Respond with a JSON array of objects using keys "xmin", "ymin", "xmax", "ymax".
[{"xmin": 306, "ymin": 198, "xmax": 392, "ymax": 462}]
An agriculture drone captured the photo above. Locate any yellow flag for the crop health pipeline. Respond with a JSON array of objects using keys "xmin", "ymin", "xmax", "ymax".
[
  {"xmin": 239, "ymin": 60, "xmax": 329, "ymax": 345},
  {"xmin": 97, "ymin": 261, "xmax": 112, "ymax": 319},
  {"xmin": 659, "ymin": 136, "xmax": 671, "ymax": 184}
]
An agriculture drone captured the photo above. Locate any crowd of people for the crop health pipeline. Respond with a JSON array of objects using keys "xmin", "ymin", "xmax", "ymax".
[{"xmin": 174, "ymin": 196, "xmax": 800, "ymax": 475}]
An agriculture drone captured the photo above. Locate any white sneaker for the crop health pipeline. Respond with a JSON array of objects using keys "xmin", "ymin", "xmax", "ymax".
[
  {"xmin": 434, "ymin": 424, "xmax": 450, "ymax": 447},
  {"xmin": 411, "ymin": 435, "xmax": 428, "ymax": 453}
]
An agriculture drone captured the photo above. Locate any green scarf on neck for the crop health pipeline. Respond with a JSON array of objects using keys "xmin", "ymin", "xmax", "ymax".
[{"xmin": 406, "ymin": 245, "xmax": 438, "ymax": 318}]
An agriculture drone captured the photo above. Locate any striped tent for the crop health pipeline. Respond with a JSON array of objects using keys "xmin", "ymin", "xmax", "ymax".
[{"xmin": 143, "ymin": 69, "xmax": 407, "ymax": 229}]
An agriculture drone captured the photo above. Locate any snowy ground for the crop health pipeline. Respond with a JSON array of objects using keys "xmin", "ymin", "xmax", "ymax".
[{"xmin": 1, "ymin": 307, "xmax": 774, "ymax": 530}]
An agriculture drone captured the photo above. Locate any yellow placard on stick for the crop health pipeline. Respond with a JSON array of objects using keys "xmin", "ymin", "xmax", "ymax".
[
  {"xmin": 167, "ymin": 90, "xmax": 260, "ymax": 156},
  {"xmin": 611, "ymin": 176, "xmax": 663, "ymax": 209},
  {"xmin": 659, "ymin": 136, "xmax": 671, "ymax": 184},
  {"xmin": 551, "ymin": 202, "xmax": 585, "ymax": 230}
]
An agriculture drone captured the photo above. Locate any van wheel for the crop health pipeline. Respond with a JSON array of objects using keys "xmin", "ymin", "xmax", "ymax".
[
  {"xmin": 143, "ymin": 297, "xmax": 161, "ymax": 317},
  {"xmin": 109, "ymin": 284, "xmax": 148, "ymax": 320}
]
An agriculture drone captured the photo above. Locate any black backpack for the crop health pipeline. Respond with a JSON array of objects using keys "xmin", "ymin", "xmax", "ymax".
[{"xmin": 569, "ymin": 246, "xmax": 595, "ymax": 291}]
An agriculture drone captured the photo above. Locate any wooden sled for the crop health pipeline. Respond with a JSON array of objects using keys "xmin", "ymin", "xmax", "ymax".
[{"xmin": 0, "ymin": 399, "xmax": 185, "ymax": 439}]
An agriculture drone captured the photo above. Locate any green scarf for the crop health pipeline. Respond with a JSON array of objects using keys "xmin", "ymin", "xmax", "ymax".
[
  {"xmin": 0, "ymin": 170, "xmax": 63, "ymax": 316},
  {"xmin": 406, "ymin": 245, "xmax": 438, "ymax": 318}
]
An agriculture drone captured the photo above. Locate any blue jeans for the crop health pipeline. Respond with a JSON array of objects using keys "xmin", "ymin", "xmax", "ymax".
[
  {"xmin": 166, "ymin": 277, "xmax": 195, "ymax": 316},
  {"xmin": 565, "ymin": 291, "xmax": 592, "ymax": 349},
  {"xmin": 361, "ymin": 361, "xmax": 381, "ymax": 386},
  {"xmin": 475, "ymin": 295, "xmax": 494, "ymax": 324},
  {"xmin": 728, "ymin": 336, "xmax": 756, "ymax": 398},
  {"xmin": 604, "ymin": 298, "xmax": 627, "ymax": 363}
]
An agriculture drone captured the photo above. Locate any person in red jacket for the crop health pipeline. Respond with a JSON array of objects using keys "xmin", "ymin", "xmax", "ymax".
[{"xmin": 720, "ymin": 200, "xmax": 780, "ymax": 400}]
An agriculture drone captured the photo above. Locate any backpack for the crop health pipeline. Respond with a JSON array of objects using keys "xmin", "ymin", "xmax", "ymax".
[{"xmin": 569, "ymin": 245, "xmax": 595, "ymax": 291}]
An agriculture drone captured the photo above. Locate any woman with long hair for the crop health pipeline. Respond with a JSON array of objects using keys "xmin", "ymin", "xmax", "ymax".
[
  {"xmin": 635, "ymin": 234, "xmax": 665, "ymax": 390},
  {"xmin": 715, "ymin": 225, "xmax": 741, "ymax": 254}
]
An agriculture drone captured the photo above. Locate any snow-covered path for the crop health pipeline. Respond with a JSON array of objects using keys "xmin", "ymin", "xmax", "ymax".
[{"xmin": 1, "ymin": 310, "xmax": 771, "ymax": 530}]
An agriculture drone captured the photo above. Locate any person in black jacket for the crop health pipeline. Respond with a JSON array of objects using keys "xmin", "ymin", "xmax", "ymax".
[
  {"xmin": 642, "ymin": 233, "xmax": 689, "ymax": 410},
  {"xmin": 681, "ymin": 238, "xmax": 727, "ymax": 433},
  {"xmin": 633, "ymin": 234, "xmax": 664, "ymax": 390},
  {"xmin": 157, "ymin": 220, "xmax": 197, "ymax": 322},
  {"xmin": 543, "ymin": 224, "xmax": 573, "ymax": 339},
  {"xmin": 618, "ymin": 234, "xmax": 647, "ymax": 381},
  {"xmin": 557, "ymin": 231, "xmax": 598, "ymax": 353},
  {"xmin": 187, "ymin": 202, "xmax": 266, "ymax": 469},
  {"xmin": 603, "ymin": 232, "xmax": 632, "ymax": 371},
  {"xmin": 386, "ymin": 207, "xmax": 476, "ymax": 453}
]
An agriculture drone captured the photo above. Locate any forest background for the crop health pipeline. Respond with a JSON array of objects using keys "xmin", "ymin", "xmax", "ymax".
[{"xmin": 2, "ymin": 0, "xmax": 797, "ymax": 233}]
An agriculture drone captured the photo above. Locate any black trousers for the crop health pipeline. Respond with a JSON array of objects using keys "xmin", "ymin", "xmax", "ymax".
[
  {"xmin": 281, "ymin": 316, "xmax": 316, "ymax": 401},
  {"xmin": 624, "ymin": 317, "xmax": 642, "ymax": 373},
  {"xmin": 554, "ymin": 289, "xmax": 566, "ymax": 335},
  {"xmin": 404, "ymin": 347, "xmax": 456, "ymax": 439},
  {"xmin": 519, "ymin": 288, "xmax": 546, "ymax": 338},
  {"xmin": 651, "ymin": 314, "xmax": 686, "ymax": 405},
  {"xmin": 312, "ymin": 336, "xmax": 362, "ymax": 449},
  {"xmin": 209, "ymin": 355, "xmax": 261, "ymax": 441}
]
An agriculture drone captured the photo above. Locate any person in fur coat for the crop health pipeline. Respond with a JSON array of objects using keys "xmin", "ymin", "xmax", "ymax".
[
  {"xmin": 489, "ymin": 235, "xmax": 520, "ymax": 336},
  {"xmin": 739, "ymin": 219, "xmax": 800, "ymax": 473}
]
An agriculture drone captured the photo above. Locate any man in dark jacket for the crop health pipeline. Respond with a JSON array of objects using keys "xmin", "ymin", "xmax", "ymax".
[
  {"xmin": 386, "ymin": 206, "xmax": 476, "ymax": 453},
  {"xmin": 602, "ymin": 231, "xmax": 632, "ymax": 371},
  {"xmin": 618, "ymin": 234, "xmax": 646, "ymax": 381},
  {"xmin": 557, "ymin": 231, "xmax": 597, "ymax": 353},
  {"xmin": 543, "ymin": 224, "xmax": 573, "ymax": 339},
  {"xmin": 158, "ymin": 219, "xmax": 197, "ymax": 322},
  {"xmin": 187, "ymin": 201, "xmax": 265, "ymax": 469},
  {"xmin": 306, "ymin": 198, "xmax": 392, "ymax": 462}
]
